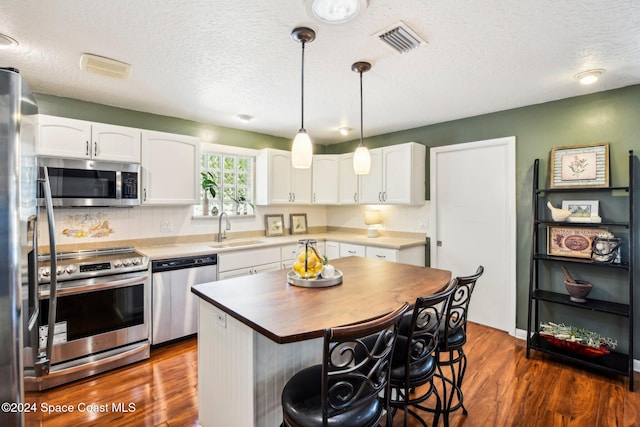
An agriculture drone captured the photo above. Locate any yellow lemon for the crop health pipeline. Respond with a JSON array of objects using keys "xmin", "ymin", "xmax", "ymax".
[
  {"xmin": 293, "ymin": 261, "xmax": 303, "ymax": 274},
  {"xmin": 307, "ymin": 257, "xmax": 317, "ymax": 269}
]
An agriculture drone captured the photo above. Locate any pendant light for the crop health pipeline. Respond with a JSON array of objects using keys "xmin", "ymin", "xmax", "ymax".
[
  {"xmin": 291, "ymin": 27, "xmax": 316, "ymax": 169},
  {"xmin": 352, "ymin": 61, "xmax": 371, "ymax": 175}
]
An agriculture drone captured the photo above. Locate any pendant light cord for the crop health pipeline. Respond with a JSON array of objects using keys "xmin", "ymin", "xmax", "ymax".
[
  {"xmin": 300, "ymin": 41, "xmax": 306, "ymax": 131},
  {"xmin": 359, "ymin": 70, "xmax": 364, "ymax": 147}
]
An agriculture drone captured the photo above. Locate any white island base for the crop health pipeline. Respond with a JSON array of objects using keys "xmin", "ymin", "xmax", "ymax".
[{"xmin": 198, "ymin": 301, "xmax": 322, "ymax": 427}]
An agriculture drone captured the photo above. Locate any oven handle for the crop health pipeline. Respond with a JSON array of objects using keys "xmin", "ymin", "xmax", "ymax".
[
  {"xmin": 36, "ymin": 166, "xmax": 58, "ymax": 377},
  {"xmin": 39, "ymin": 275, "xmax": 149, "ymax": 298}
]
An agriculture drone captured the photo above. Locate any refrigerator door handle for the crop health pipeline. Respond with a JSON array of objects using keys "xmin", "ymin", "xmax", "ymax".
[
  {"xmin": 26, "ymin": 215, "xmax": 39, "ymax": 331},
  {"xmin": 35, "ymin": 166, "xmax": 58, "ymax": 377}
]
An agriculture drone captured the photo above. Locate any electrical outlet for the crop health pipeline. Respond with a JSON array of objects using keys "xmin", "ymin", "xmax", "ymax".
[
  {"xmin": 160, "ymin": 221, "xmax": 173, "ymax": 233},
  {"xmin": 419, "ymin": 220, "xmax": 429, "ymax": 229},
  {"xmin": 216, "ymin": 312, "xmax": 227, "ymax": 329}
]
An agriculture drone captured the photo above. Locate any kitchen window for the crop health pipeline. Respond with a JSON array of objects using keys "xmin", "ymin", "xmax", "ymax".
[{"xmin": 195, "ymin": 151, "xmax": 254, "ymax": 216}]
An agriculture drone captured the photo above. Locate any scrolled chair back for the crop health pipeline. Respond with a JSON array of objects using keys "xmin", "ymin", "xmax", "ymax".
[
  {"xmin": 442, "ymin": 266, "xmax": 484, "ymax": 342},
  {"xmin": 322, "ymin": 302, "xmax": 410, "ymax": 422}
]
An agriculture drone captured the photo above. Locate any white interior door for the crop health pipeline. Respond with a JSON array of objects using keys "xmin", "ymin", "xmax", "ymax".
[{"xmin": 430, "ymin": 137, "xmax": 516, "ymax": 335}]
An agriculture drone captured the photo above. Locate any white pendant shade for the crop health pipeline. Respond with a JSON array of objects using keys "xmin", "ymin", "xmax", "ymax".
[
  {"xmin": 291, "ymin": 130, "xmax": 313, "ymax": 168},
  {"xmin": 353, "ymin": 145, "xmax": 371, "ymax": 175}
]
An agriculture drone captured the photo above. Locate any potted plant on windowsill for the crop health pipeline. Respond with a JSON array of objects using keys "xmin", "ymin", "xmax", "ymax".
[
  {"xmin": 231, "ymin": 195, "xmax": 254, "ymax": 215},
  {"xmin": 201, "ymin": 172, "xmax": 219, "ymax": 216}
]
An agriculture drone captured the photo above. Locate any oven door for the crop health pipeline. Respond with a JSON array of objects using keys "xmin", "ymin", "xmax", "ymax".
[{"xmin": 30, "ymin": 270, "xmax": 150, "ymax": 366}]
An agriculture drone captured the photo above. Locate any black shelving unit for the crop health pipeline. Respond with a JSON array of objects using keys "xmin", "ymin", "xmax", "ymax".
[{"xmin": 526, "ymin": 150, "xmax": 635, "ymax": 391}]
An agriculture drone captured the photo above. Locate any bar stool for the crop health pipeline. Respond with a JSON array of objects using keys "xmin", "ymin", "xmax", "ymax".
[
  {"xmin": 388, "ymin": 279, "xmax": 458, "ymax": 427},
  {"xmin": 281, "ymin": 302, "xmax": 410, "ymax": 427},
  {"xmin": 437, "ymin": 266, "xmax": 484, "ymax": 427}
]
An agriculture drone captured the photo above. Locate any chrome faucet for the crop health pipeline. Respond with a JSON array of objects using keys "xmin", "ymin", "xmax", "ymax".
[{"xmin": 218, "ymin": 212, "xmax": 230, "ymax": 242}]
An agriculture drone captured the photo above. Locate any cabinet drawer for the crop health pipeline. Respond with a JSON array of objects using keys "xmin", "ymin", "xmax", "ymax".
[
  {"xmin": 366, "ymin": 247, "xmax": 398, "ymax": 262},
  {"xmin": 340, "ymin": 243, "xmax": 365, "ymax": 258},
  {"xmin": 218, "ymin": 247, "xmax": 281, "ymax": 272},
  {"xmin": 281, "ymin": 244, "xmax": 299, "ymax": 269}
]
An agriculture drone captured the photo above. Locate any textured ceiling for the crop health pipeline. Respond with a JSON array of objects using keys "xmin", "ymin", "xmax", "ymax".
[{"xmin": 1, "ymin": 0, "xmax": 639, "ymax": 145}]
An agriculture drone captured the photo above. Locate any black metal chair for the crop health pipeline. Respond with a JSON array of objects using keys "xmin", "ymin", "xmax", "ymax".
[
  {"xmin": 281, "ymin": 302, "xmax": 410, "ymax": 427},
  {"xmin": 437, "ymin": 265, "xmax": 484, "ymax": 427},
  {"xmin": 388, "ymin": 278, "xmax": 458, "ymax": 427}
]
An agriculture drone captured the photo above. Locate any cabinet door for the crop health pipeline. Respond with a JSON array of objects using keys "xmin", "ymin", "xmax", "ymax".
[
  {"xmin": 365, "ymin": 246, "xmax": 399, "ymax": 263},
  {"xmin": 312, "ymin": 155, "xmax": 339, "ymax": 204},
  {"xmin": 141, "ymin": 131, "xmax": 199, "ymax": 205},
  {"xmin": 281, "ymin": 244, "xmax": 299, "ymax": 269},
  {"xmin": 92, "ymin": 123, "xmax": 141, "ymax": 163},
  {"xmin": 338, "ymin": 153, "xmax": 359, "ymax": 204},
  {"xmin": 383, "ymin": 144, "xmax": 413, "ymax": 204},
  {"xmin": 324, "ymin": 241, "xmax": 340, "ymax": 261},
  {"xmin": 37, "ymin": 115, "xmax": 92, "ymax": 159},
  {"xmin": 270, "ymin": 150, "xmax": 293, "ymax": 204},
  {"xmin": 358, "ymin": 148, "xmax": 384, "ymax": 204},
  {"xmin": 291, "ymin": 165, "xmax": 312, "ymax": 204},
  {"xmin": 340, "ymin": 243, "xmax": 365, "ymax": 258}
]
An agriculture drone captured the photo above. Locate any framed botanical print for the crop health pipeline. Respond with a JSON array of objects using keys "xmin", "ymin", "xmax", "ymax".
[
  {"xmin": 290, "ymin": 213, "xmax": 308, "ymax": 235},
  {"xmin": 264, "ymin": 214, "xmax": 284, "ymax": 237},
  {"xmin": 549, "ymin": 143, "xmax": 609, "ymax": 189}
]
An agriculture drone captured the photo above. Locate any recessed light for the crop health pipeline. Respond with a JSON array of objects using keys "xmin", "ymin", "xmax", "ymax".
[
  {"xmin": 0, "ymin": 34, "xmax": 19, "ymax": 49},
  {"xmin": 236, "ymin": 114, "xmax": 253, "ymax": 123},
  {"xmin": 306, "ymin": 0, "xmax": 368, "ymax": 24},
  {"xmin": 574, "ymin": 69, "xmax": 605, "ymax": 85},
  {"xmin": 339, "ymin": 127, "xmax": 352, "ymax": 136}
]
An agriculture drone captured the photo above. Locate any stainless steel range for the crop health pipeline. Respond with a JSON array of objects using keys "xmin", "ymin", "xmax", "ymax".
[{"xmin": 24, "ymin": 247, "xmax": 151, "ymax": 391}]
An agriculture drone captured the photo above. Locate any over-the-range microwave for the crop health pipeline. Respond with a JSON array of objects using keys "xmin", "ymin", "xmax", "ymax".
[{"xmin": 38, "ymin": 157, "xmax": 140, "ymax": 207}]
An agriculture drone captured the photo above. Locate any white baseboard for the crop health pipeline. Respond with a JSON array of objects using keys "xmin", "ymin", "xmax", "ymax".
[{"xmin": 514, "ymin": 328, "xmax": 639, "ymax": 373}]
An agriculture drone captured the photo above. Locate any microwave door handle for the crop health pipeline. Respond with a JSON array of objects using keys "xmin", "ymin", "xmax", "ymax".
[{"xmin": 35, "ymin": 166, "xmax": 58, "ymax": 377}]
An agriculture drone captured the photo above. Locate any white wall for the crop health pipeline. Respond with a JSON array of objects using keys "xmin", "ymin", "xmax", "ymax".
[{"xmin": 37, "ymin": 203, "xmax": 428, "ymax": 247}]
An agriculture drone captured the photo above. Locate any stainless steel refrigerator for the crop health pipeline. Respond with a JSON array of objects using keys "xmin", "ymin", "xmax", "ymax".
[{"xmin": 0, "ymin": 68, "xmax": 43, "ymax": 427}]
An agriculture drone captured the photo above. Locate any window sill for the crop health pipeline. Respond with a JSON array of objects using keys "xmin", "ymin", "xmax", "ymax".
[{"xmin": 192, "ymin": 214, "xmax": 256, "ymax": 220}]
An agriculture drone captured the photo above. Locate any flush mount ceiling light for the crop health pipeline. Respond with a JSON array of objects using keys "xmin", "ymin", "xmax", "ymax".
[
  {"xmin": 79, "ymin": 53, "xmax": 132, "ymax": 79},
  {"xmin": 339, "ymin": 127, "xmax": 352, "ymax": 136},
  {"xmin": 0, "ymin": 33, "xmax": 19, "ymax": 49},
  {"xmin": 574, "ymin": 69, "xmax": 605, "ymax": 85},
  {"xmin": 307, "ymin": 0, "xmax": 368, "ymax": 24},
  {"xmin": 352, "ymin": 61, "xmax": 372, "ymax": 175},
  {"xmin": 236, "ymin": 114, "xmax": 253, "ymax": 123},
  {"xmin": 291, "ymin": 27, "xmax": 316, "ymax": 169}
]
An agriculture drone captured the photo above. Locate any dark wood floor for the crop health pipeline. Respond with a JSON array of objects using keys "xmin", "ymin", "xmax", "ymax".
[{"xmin": 25, "ymin": 323, "xmax": 639, "ymax": 426}]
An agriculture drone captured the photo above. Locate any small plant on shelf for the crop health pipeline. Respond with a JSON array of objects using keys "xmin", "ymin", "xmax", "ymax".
[{"xmin": 539, "ymin": 322, "xmax": 617, "ymax": 357}]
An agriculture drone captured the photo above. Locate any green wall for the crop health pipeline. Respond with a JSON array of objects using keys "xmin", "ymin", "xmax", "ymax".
[
  {"xmin": 35, "ymin": 86, "xmax": 640, "ymax": 353},
  {"xmin": 329, "ymin": 84, "xmax": 640, "ymax": 351}
]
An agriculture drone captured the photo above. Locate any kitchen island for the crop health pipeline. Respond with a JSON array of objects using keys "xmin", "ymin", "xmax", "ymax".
[{"xmin": 191, "ymin": 256, "xmax": 451, "ymax": 427}]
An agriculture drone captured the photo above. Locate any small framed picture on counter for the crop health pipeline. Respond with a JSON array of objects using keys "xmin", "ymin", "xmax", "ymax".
[
  {"xmin": 264, "ymin": 214, "xmax": 285, "ymax": 237},
  {"xmin": 290, "ymin": 213, "xmax": 308, "ymax": 235}
]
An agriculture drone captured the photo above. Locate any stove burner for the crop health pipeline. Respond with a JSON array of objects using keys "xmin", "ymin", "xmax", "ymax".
[{"xmin": 38, "ymin": 247, "xmax": 148, "ymax": 283}]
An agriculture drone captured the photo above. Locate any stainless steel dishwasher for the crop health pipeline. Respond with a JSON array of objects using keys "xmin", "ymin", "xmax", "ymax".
[{"xmin": 151, "ymin": 254, "xmax": 218, "ymax": 345}]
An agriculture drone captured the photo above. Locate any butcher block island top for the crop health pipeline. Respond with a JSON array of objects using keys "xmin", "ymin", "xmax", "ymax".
[{"xmin": 191, "ymin": 256, "xmax": 452, "ymax": 344}]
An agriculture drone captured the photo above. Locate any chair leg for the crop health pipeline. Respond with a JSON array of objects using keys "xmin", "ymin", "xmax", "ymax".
[{"xmin": 439, "ymin": 348, "xmax": 469, "ymax": 424}]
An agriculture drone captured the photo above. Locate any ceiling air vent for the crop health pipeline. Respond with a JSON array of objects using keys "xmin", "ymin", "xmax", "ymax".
[
  {"xmin": 375, "ymin": 21, "xmax": 426, "ymax": 54},
  {"xmin": 79, "ymin": 53, "xmax": 132, "ymax": 79}
]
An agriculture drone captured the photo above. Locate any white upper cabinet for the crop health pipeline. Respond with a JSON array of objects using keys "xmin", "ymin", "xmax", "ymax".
[
  {"xmin": 338, "ymin": 153, "xmax": 359, "ymax": 205},
  {"xmin": 255, "ymin": 149, "xmax": 312, "ymax": 205},
  {"xmin": 358, "ymin": 142, "xmax": 426, "ymax": 205},
  {"xmin": 37, "ymin": 115, "xmax": 141, "ymax": 163},
  {"xmin": 141, "ymin": 130, "xmax": 200, "ymax": 205},
  {"xmin": 312, "ymin": 155, "xmax": 339, "ymax": 204}
]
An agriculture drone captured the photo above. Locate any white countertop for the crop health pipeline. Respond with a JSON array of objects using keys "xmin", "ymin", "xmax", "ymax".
[{"xmin": 137, "ymin": 232, "xmax": 426, "ymax": 260}]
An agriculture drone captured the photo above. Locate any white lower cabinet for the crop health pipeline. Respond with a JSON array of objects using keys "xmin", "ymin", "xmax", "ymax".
[
  {"xmin": 324, "ymin": 241, "xmax": 340, "ymax": 261},
  {"xmin": 339, "ymin": 243, "xmax": 366, "ymax": 258},
  {"xmin": 218, "ymin": 247, "xmax": 281, "ymax": 280},
  {"xmin": 365, "ymin": 246, "xmax": 399, "ymax": 262},
  {"xmin": 280, "ymin": 244, "xmax": 299, "ymax": 269}
]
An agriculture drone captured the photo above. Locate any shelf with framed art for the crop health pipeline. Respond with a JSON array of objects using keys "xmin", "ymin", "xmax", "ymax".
[{"xmin": 526, "ymin": 145, "xmax": 635, "ymax": 391}]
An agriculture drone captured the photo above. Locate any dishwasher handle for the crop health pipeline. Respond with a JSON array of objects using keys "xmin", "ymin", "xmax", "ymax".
[{"xmin": 152, "ymin": 254, "xmax": 218, "ymax": 272}]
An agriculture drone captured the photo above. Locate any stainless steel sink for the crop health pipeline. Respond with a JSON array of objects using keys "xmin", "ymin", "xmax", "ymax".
[{"xmin": 209, "ymin": 239, "xmax": 266, "ymax": 248}]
